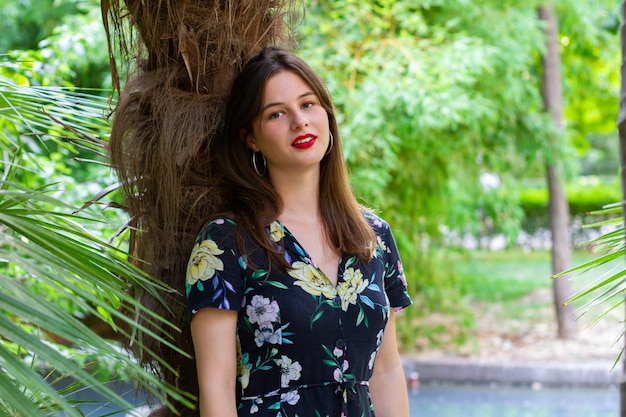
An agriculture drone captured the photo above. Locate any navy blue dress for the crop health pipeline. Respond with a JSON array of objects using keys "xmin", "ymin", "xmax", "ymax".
[{"xmin": 186, "ymin": 212, "xmax": 412, "ymax": 416}]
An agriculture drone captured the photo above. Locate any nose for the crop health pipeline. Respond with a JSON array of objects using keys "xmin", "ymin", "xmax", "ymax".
[{"xmin": 291, "ymin": 110, "xmax": 309, "ymax": 129}]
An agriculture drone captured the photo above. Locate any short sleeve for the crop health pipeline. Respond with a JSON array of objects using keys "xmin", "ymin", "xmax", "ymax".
[
  {"xmin": 367, "ymin": 213, "xmax": 413, "ymax": 311},
  {"xmin": 185, "ymin": 217, "xmax": 244, "ymax": 320}
]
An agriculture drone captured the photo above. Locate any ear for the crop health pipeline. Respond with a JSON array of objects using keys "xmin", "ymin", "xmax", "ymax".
[{"xmin": 242, "ymin": 129, "xmax": 259, "ymax": 152}]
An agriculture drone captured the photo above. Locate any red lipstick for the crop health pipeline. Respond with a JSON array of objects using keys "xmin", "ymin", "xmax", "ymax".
[{"xmin": 291, "ymin": 134, "xmax": 317, "ymax": 149}]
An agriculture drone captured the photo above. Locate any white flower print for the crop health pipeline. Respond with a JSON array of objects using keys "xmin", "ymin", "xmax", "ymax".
[
  {"xmin": 281, "ymin": 390, "xmax": 301, "ymax": 405},
  {"xmin": 368, "ymin": 351, "xmax": 377, "ymax": 370},
  {"xmin": 249, "ymin": 398, "xmax": 263, "ymax": 414},
  {"xmin": 368, "ymin": 329, "xmax": 385, "ymax": 370},
  {"xmin": 278, "ymin": 355, "xmax": 302, "ymax": 388},
  {"xmin": 254, "ymin": 323, "xmax": 282, "ymax": 347},
  {"xmin": 186, "ymin": 239, "xmax": 224, "ymax": 285},
  {"xmin": 376, "ymin": 329, "xmax": 384, "ymax": 346},
  {"xmin": 246, "ymin": 295, "xmax": 279, "ymax": 325}
]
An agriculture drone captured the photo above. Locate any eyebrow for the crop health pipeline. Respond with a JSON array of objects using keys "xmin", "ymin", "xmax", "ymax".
[{"xmin": 260, "ymin": 91, "xmax": 316, "ymax": 113}]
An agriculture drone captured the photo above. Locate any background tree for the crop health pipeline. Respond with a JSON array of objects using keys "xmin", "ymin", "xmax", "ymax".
[{"xmin": 539, "ymin": 1, "xmax": 578, "ymax": 339}]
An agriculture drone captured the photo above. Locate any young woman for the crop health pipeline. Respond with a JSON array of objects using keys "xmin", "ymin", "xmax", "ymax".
[{"xmin": 186, "ymin": 46, "xmax": 412, "ymax": 417}]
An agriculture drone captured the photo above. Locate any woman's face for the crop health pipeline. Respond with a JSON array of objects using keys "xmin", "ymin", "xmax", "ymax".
[{"xmin": 246, "ymin": 70, "xmax": 330, "ymax": 177}]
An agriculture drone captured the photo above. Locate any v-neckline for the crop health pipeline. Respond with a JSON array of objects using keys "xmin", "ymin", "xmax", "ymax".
[{"xmin": 274, "ymin": 220, "xmax": 343, "ymax": 288}]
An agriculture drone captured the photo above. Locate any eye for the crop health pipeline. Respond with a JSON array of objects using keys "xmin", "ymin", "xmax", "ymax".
[
  {"xmin": 302, "ymin": 101, "xmax": 315, "ymax": 109},
  {"xmin": 269, "ymin": 111, "xmax": 282, "ymax": 119}
]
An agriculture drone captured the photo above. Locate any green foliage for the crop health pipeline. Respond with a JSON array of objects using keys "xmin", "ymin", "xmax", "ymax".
[
  {"xmin": 301, "ymin": 1, "xmax": 558, "ymax": 242},
  {"xmin": 520, "ymin": 177, "xmax": 621, "ymax": 230},
  {"xmin": 394, "ymin": 248, "xmax": 475, "ymax": 352},
  {"xmin": 297, "ymin": 0, "xmax": 619, "ymax": 349},
  {"xmin": 0, "ymin": 0, "xmax": 89, "ymax": 51},
  {"xmin": 0, "ymin": 2, "xmax": 198, "ymax": 411},
  {"xmin": 580, "ymin": 133, "xmax": 620, "ymax": 176},
  {"xmin": 36, "ymin": 5, "xmax": 113, "ymax": 89},
  {"xmin": 557, "ymin": 0, "xmax": 620, "ymax": 148},
  {"xmin": 0, "ymin": 63, "xmax": 192, "ymax": 415},
  {"xmin": 300, "ymin": 0, "xmax": 618, "ymax": 238},
  {"xmin": 568, "ymin": 178, "xmax": 622, "ymax": 213},
  {"xmin": 1, "ymin": 0, "xmax": 112, "ymax": 91},
  {"xmin": 300, "ymin": 1, "xmax": 547, "ymax": 334},
  {"xmin": 447, "ymin": 174, "xmax": 526, "ymax": 241}
]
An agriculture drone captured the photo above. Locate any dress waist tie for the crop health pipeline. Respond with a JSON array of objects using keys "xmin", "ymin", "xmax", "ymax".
[{"xmin": 240, "ymin": 379, "xmax": 369, "ymax": 404}]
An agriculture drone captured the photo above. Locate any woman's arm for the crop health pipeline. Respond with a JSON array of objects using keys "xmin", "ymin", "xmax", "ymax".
[
  {"xmin": 369, "ymin": 309, "xmax": 409, "ymax": 417},
  {"xmin": 190, "ymin": 307, "xmax": 239, "ymax": 417}
]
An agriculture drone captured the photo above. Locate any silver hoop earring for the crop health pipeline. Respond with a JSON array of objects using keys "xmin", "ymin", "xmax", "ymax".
[
  {"xmin": 325, "ymin": 132, "xmax": 334, "ymax": 156},
  {"xmin": 252, "ymin": 151, "xmax": 267, "ymax": 176}
]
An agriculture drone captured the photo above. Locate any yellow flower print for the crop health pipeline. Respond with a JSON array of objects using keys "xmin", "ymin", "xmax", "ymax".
[
  {"xmin": 337, "ymin": 267, "xmax": 369, "ymax": 311},
  {"xmin": 269, "ymin": 221, "xmax": 285, "ymax": 242},
  {"xmin": 186, "ymin": 239, "xmax": 224, "ymax": 285},
  {"xmin": 236, "ymin": 336, "xmax": 252, "ymax": 389},
  {"xmin": 288, "ymin": 261, "xmax": 337, "ymax": 299}
]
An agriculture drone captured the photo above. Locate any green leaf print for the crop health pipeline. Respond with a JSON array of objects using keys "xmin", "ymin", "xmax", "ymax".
[
  {"xmin": 321, "ymin": 344, "xmax": 335, "ymax": 359},
  {"xmin": 252, "ymin": 269, "xmax": 269, "ymax": 279},
  {"xmin": 252, "ymin": 349, "xmax": 279, "ymax": 374},
  {"xmin": 311, "ymin": 310, "xmax": 324, "ymax": 326},
  {"xmin": 356, "ymin": 307, "xmax": 365, "ymax": 326},
  {"xmin": 241, "ymin": 316, "xmax": 253, "ymax": 333},
  {"xmin": 345, "ymin": 255, "xmax": 356, "ymax": 269},
  {"xmin": 265, "ymin": 280, "xmax": 289, "ymax": 289},
  {"xmin": 323, "ymin": 359, "xmax": 337, "ymax": 367},
  {"xmin": 309, "ymin": 299, "xmax": 337, "ymax": 328}
]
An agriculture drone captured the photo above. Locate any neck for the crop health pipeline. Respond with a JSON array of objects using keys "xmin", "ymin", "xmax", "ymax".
[{"xmin": 270, "ymin": 168, "xmax": 321, "ymax": 223}]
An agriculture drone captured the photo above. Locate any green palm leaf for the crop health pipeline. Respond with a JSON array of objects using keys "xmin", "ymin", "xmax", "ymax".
[
  {"xmin": 0, "ymin": 71, "xmax": 193, "ymax": 415},
  {"xmin": 556, "ymin": 204, "xmax": 626, "ymax": 363}
]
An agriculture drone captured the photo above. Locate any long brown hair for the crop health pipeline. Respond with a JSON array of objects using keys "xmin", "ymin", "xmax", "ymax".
[{"xmin": 216, "ymin": 46, "xmax": 376, "ymax": 267}]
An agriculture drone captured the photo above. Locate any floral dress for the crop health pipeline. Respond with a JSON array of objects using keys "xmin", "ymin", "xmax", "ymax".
[{"xmin": 186, "ymin": 212, "xmax": 412, "ymax": 417}]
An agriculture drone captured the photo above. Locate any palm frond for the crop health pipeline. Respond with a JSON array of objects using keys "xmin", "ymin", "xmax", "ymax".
[
  {"xmin": 0, "ymin": 68, "xmax": 194, "ymax": 415},
  {"xmin": 555, "ymin": 203, "xmax": 625, "ymax": 358}
]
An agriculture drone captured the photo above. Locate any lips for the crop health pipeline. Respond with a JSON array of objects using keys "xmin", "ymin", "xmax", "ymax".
[{"xmin": 291, "ymin": 134, "xmax": 317, "ymax": 149}]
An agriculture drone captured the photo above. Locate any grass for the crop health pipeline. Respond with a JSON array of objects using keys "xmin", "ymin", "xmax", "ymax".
[
  {"xmin": 451, "ymin": 250, "xmax": 553, "ymax": 302},
  {"xmin": 449, "ymin": 249, "xmax": 601, "ymax": 303}
]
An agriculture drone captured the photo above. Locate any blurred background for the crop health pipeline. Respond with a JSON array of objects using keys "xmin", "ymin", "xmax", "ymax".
[{"xmin": 0, "ymin": 0, "xmax": 623, "ymax": 416}]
